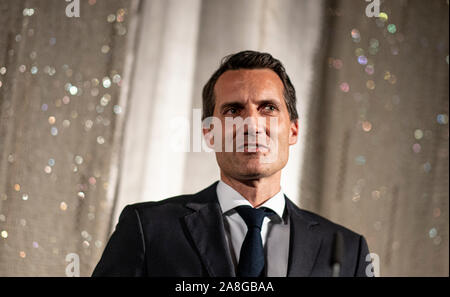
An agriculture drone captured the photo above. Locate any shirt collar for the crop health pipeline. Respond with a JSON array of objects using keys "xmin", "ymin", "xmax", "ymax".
[{"xmin": 216, "ymin": 180, "xmax": 286, "ymax": 221}]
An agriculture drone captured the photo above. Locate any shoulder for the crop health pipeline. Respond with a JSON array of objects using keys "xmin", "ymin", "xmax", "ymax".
[
  {"xmin": 119, "ymin": 194, "xmax": 195, "ymax": 220},
  {"xmin": 286, "ymin": 197, "xmax": 363, "ymax": 240},
  {"xmin": 118, "ymin": 181, "xmax": 219, "ymax": 220}
]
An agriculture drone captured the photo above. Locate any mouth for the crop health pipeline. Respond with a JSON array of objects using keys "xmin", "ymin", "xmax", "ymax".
[{"xmin": 237, "ymin": 143, "xmax": 270, "ymax": 153}]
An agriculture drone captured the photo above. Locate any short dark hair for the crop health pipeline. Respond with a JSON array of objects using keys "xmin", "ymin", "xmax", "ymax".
[{"xmin": 202, "ymin": 50, "xmax": 298, "ymax": 121}]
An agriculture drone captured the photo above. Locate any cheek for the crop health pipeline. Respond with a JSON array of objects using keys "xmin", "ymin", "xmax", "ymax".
[{"xmin": 272, "ymin": 121, "xmax": 291, "ymax": 143}]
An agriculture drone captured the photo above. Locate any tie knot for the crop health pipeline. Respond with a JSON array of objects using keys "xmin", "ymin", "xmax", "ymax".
[{"xmin": 235, "ymin": 205, "xmax": 274, "ymax": 229}]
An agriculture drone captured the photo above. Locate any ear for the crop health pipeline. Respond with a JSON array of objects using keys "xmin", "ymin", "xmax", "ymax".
[
  {"xmin": 202, "ymin": 127, "xmax": 215, "ymax": 148},
  {"xmin": 288, "ymin": 119, "xmax": 299, "ymax": 145}
]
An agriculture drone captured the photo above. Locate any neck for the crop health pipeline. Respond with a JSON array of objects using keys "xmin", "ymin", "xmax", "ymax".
[{"xmin": 220, "ymin": 172, "xmax": 281, "ymax": 207}]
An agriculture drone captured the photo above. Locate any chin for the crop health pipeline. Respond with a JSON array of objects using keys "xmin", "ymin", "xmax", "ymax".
[
  {"xmin": 236, "ymin": 163, "xmax": 272, "ymax": 179},
  {"xmin": 217, "ymin": 153, "xmax": 281, "ymax": 179}
]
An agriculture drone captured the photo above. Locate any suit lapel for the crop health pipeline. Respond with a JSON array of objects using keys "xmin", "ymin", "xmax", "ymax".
[
  {"xmin": 183, "ymin": 184, "xmax": 323, "ymax": 277},
  {"xmin": 285, "ymin": 197, "xmax": 323, "ymax": 277},
  {"xmin": 184, "ymin": 182, "xmax": 235, "ymax": 277}
]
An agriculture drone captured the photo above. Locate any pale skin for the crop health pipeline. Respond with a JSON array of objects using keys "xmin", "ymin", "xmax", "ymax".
[{"xmin": 203, "ymin": 69, "xmax": 299, "ymax": 207}]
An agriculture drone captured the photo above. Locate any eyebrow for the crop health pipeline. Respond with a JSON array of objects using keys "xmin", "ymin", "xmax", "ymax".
[
  {"xmin": 219, "ymin": 98, "xmax": 281, "ymax": 113},
  {"xmin": 219, "ymin": 102, "xmax": 244, "ymax": 113}
]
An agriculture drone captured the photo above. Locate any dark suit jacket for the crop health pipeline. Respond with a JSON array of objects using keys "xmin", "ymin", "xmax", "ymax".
[{"xmin": 92, "ymin": 181, "xmax": 371, "ymax": 277}]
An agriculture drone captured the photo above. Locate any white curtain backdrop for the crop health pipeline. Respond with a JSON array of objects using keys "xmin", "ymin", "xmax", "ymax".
[{"xmin": 113, "ymin": 0, "xmax": 324, "ymax": 225}]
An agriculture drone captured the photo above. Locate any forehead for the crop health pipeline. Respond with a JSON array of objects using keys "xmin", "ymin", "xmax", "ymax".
[{"xmin": 214, "ymin": 69, "xmax": 284, "ymax": 101}]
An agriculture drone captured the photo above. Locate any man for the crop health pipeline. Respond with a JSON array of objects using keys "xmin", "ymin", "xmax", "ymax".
[{"xmin": 92, "ymin": 50, "xmax": 371, "ymax": 277}]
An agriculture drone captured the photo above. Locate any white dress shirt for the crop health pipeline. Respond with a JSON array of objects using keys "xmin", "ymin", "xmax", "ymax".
[{"xmin": 216, "ymin": 180, "xmax": 290, "ymax": 277}]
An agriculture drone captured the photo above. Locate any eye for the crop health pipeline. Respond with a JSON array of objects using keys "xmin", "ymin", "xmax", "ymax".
[
  {"xmin": 264, "ymin": 104, "xmax": 277, "ymax": 112},
  {"xmin": 225, "ymin": 108, "xmax": 238, "ymax": 115}
]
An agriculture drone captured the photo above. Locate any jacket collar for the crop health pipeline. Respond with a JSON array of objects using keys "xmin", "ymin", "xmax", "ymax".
[
  {"xmin": 285, "ymin": 197, "xmax": 322, "ymax": 276},
  {"xmin": 184, "ymin": 181, "xmax": 236, "ymax": 277}
]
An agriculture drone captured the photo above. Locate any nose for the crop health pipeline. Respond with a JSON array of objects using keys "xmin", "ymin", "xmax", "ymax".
[
  {"xmin": 243, "ymin": 108, "xmax": 265, "ymax": 137},
  {"xmin": 244, "ymin": 117, "xmax": 263, "ymax": 136}
]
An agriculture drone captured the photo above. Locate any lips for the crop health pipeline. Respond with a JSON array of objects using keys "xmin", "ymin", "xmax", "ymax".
[{"xmin": 237, "ymin": 143, "xmax": 269, "ymax": 152}]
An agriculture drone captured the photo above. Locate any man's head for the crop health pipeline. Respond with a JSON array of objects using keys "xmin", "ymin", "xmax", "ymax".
[
  {"xmin": 202, "ymin": 51, "xmax": 298, "ymax": 121},
  {"xmin": 202, "ymin": 50, "xmax": 299, "ymax": 181}
]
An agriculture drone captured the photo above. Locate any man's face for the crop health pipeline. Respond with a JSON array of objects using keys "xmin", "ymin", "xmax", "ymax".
[{"xmin": 204, "ymin": 69, "xmax": 298, "ymax": 181}]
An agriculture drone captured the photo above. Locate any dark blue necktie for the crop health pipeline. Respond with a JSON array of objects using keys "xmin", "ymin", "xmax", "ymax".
[{"xmin": 235, "ymin": 205, "xmax": 274, "ymax": 277}]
